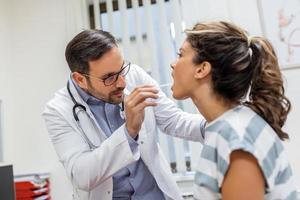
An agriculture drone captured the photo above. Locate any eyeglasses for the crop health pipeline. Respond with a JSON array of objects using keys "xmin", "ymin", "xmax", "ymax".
[{"xmin": 82, "ymin": 61, "xmax": 131, "ymax": 86}]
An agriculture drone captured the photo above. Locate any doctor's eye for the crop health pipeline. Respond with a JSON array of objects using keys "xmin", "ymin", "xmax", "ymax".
[
  {"xmin": 103, "ymin": 75, "xmax": 117, "ymax": 85},
  {"xmin": 176, "ymin": 52, "xmax": 182, "ymax": 58}
]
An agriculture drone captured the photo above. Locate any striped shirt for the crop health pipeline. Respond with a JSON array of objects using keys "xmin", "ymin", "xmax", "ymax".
[{"xmin": 193, "ymin": 105, "xmax": 298, "ymax": 200}]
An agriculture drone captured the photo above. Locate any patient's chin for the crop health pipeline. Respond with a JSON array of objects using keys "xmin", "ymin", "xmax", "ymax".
[{"xmin": 172, "ymin": 92, "xmax": 187, "ymax": 100}]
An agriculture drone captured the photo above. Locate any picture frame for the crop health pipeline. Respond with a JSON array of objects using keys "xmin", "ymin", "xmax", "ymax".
[{"xmin": 257, "ymin": 0, "xmax": 300, "ymax": 70}]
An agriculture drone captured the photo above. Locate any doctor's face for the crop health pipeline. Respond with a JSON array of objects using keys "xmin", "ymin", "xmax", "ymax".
[{"xmin": 83, "ymin": 47, "xmax": 127, "ymax": 104}]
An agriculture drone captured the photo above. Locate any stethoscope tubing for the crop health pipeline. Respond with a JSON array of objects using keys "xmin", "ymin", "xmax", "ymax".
[{"xmin": 67, "ymin": 81, "xmax": 98, "ymax": 150}]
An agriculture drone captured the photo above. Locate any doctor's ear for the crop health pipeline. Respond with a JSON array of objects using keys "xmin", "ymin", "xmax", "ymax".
[
  {"xmin": 72, "ymin": 72, "xmax": 88, "ymax": 89},
  {"xmin": 194, "ymin": 61, "xmax": 211, "ymax": 79}
]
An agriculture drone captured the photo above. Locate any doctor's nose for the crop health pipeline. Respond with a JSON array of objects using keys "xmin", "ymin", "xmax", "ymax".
[{"xmin": 116, "ymin": 75, "xmax": 126, "ymax": 88}]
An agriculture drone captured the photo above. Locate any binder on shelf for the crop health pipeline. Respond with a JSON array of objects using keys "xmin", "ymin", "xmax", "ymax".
[
  {"xmin": 14, "ymin": 173, "xmax": 51, "ymax": 200},
  {"xmin": 15, "ymin": 187, "xmax": 49, "ymax": 198},
  {"xmin": 16, "ymin": 194, "xmax": 50, "ymax": 200}
]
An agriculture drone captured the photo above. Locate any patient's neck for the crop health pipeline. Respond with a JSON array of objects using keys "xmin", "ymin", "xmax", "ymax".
[{"xmin": 191, "ymin": 91, "xmax": 237, "ymax": 123}]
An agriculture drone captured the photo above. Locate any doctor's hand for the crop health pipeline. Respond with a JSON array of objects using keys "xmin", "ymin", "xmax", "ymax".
[{"xmin": 124, "ymin": 85, "xmax": 158, "ymax": 138}]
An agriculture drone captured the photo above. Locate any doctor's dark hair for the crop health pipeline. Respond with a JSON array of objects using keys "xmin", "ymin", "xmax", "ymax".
[
  {"xmin": 185, "ymin": 21, "xmax": 291, "ymax": 140},
  {"xmin": 65, "ymin": 29, "xmax": 117, "ymax": 74}
]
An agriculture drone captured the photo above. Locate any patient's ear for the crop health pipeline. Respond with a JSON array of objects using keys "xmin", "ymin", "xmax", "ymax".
[
  {"xmin": 194, "ymin": 61, "xmax": 211, "ymax": 79},
  {"xmin": 72, "ymin": 72, "xmax": 87, "ymax": 89}
]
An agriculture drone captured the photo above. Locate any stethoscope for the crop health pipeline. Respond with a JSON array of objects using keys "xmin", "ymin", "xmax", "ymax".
[
  {"xmin": 66, "ymin": 80, "xmax": 125, "ymax": 150},
  {"xmin": 67, "ymin": 81, "xmax": 87, "ymax": 121}
]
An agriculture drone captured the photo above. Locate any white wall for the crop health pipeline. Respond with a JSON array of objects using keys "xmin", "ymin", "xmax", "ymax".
[
  {"xmin": 283, "ymin": 69, "xmax": 300, "ymax": 190},
  {"xmin": 7, "ymin": 0, "xmax": 66, "ymax": 167},
  {"xmin": 0, "ymin": 0, "xmax": 86, "ymax": 199},
  {"xmin": 0, "ymin": 0, "xmax": 12, "ymax": 162}
]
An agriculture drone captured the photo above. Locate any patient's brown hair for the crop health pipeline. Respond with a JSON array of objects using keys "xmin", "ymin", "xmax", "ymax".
[{"xmin": 185, "ymin": 21, "xmax": 291, "ymax": 140}]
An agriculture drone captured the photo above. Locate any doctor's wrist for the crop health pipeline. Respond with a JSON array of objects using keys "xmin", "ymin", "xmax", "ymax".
[
  {"xmin": 125, "ymin": 125, "xmax": 139, "ymax": 138},
  {"xmin": 125, "ymin": 127, "xmax": 138, "ymax": 139}
]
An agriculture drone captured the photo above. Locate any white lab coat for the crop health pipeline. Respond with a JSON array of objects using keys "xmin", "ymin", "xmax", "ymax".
[{"xmin": 43, "ymin": 64, "xmax": 205, "ymax": 200}]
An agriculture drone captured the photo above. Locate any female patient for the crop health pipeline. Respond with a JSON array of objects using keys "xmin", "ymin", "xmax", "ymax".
[{"xmin": 170, "ymin": 21, "xmax": 298, "ymax": 200}]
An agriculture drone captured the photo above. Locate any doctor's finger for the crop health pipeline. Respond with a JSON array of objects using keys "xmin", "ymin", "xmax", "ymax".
[
  {"xmin": 129, "ymin": 86, "xmax": 158, "ymax": 99},
  {"xmin": 135, "ymin": 100, "xmax": 158, "ymax": 111},
  {"xmin": 126, "ymin": 92, "xmax": 159, "ymax": 107},
  {"xmin": 132, "ymin": 84, "xmax": 157, "ymax": 90}
]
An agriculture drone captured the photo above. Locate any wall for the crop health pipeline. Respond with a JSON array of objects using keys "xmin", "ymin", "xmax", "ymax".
[
  {"xmin": 0, "ymin": 0, "xmax": 11, "ymax": 162},
  {"xmin": 0, "ymin": 0, "xmax": 85, "ymax": 199},
  {"xmin": 282, "ymin": 69, "xmax": 300, "ymax": 190}
]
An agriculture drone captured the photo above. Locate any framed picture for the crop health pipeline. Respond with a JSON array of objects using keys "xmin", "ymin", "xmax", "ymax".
[{"xmin": 258, "ymin": 0, "xmax": 300, "ymax": 69}]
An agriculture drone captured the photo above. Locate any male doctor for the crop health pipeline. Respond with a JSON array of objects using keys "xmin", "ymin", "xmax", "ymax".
[{"xmin": 43, "ymin": 30, "xmax": 205, "ymax": 200}]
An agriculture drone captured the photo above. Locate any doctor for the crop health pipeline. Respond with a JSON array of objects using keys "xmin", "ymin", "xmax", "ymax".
[{"xmin": 43, "ymin": 30, "xmax": 205, "ymax": 200}]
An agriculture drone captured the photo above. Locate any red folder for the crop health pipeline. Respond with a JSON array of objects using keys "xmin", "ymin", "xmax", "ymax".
[
  {"xmin": 16, "ymin": 187, "xmax": 49, "ymax": 198},
  {"xmin": 14, "ymin": 173, "xmax": 51, "ymax": 200}
]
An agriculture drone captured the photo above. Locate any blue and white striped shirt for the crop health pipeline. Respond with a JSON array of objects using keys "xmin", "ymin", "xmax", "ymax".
[{"xmin": 194, "ymin": 105, "xmax": 298, "ymax": 200}]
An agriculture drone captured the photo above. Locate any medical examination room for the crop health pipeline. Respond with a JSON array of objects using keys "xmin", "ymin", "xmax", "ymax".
[{"xmin": 0, "ymin": 0, "xmax": 300, "ymax": 199}]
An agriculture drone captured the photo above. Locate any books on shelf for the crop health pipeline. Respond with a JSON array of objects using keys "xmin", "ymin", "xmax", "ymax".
[{"xmin": 14, "ymin": 173, "xmax": 51, "ymax": 200}]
